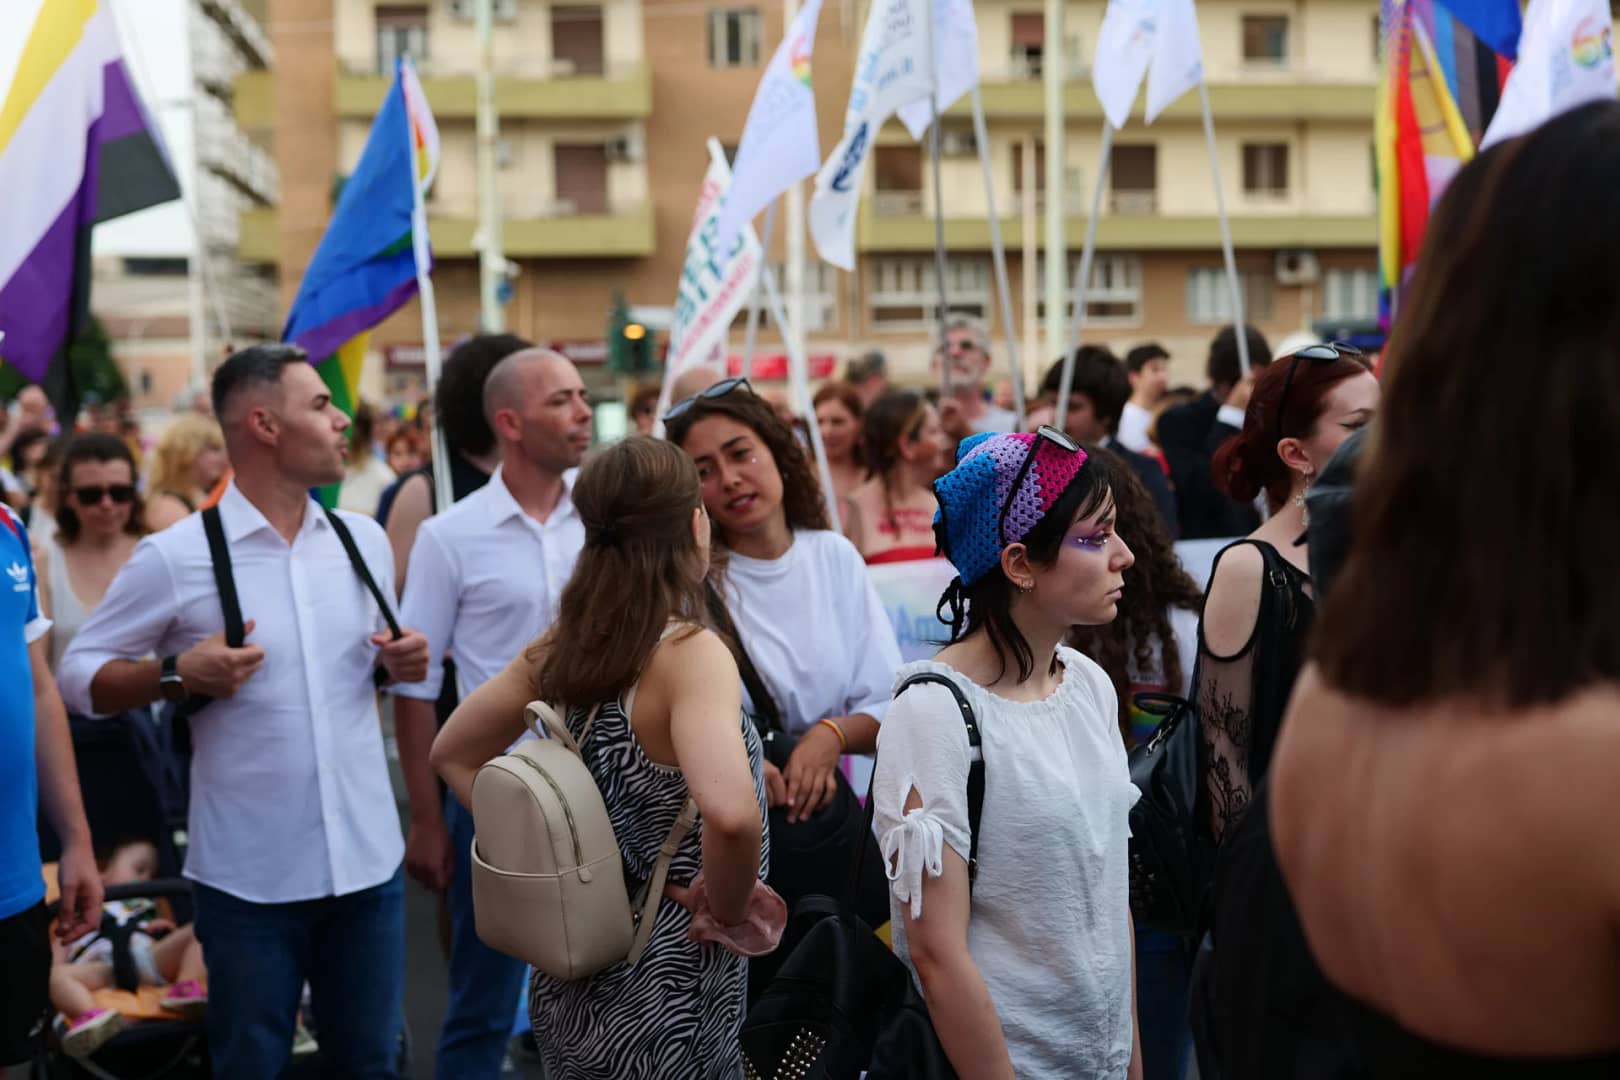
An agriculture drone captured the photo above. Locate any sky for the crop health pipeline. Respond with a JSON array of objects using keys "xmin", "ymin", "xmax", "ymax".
[{"xmin": 1, "ymin": 0, "xmax": 195, "ymax": 257}]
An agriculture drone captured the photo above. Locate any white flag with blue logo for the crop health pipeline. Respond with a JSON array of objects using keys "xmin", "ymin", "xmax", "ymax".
[
  {"xmin": 897, "ymin": 0, "xmax": 981, "ymax": 140},
  {"xmin": 1481, "ymin": 0, "xmax": 1615, "ymax": 149}
]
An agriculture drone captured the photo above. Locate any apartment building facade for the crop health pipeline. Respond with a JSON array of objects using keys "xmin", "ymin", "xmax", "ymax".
[{"xmin": 241, "ymin": 0, "xmax": 1384, "ymax": 397}]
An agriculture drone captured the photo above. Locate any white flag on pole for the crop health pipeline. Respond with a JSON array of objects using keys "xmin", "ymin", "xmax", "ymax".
[
  {"xmin": 1145, "ymin": 0, "xmax": 1204, "ymax": 123},
  {"xmin": 663, "ymin": 139, "xmax": 764, "ymax": 408},
  {"xmin": 714, "ymin": 0, "xmax": 827, "ymax": 253},
  {"xmin": 808, "ymin": 0, "xmax": 934, "ymax": 271},
  {"xmin": 897, "ymin": 0, "xmax": 981, "ymax": 140},
  {"xmin": 1481, "ymin": 0, "xmax": 1616, "ymax": 149}
]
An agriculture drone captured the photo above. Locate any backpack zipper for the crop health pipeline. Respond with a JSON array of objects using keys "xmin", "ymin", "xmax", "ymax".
[{"xmin": 513, "ymin": 755, "xmax": 586, "ymax": 870}]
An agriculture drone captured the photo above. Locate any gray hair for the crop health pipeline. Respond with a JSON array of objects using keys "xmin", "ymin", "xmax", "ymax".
[{"xmin": 939, "ymin": 314, "xmax": 990, "ymax": 354}]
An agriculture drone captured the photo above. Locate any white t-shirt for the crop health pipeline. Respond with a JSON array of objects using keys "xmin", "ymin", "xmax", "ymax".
[
  {"xmin": 970, "ymin": 403, "xmax": 1018, "ymax": 434},
  {"xmin": 1117, "ymin": 401, "xmax": 1155, "ymax": 453},
  {"xmin": 338, "ymin": 456, "xmax": 397, "ymax": 517},
  {"xmin": 874, "ymin": 647, "xmax": 1138, "ymax": 1078},
  {"xmin": 1127, "ymin": 605, "xmax": 1201, "ymax": 698},
  {"xmin": 722, "ymin": 529, "xmax": 903, "ymax": 733}
]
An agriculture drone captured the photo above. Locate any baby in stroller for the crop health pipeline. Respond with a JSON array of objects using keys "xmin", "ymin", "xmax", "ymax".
[{"xmin": 49, "ymin": 839, "xmax": 206, "ymax": 1059}]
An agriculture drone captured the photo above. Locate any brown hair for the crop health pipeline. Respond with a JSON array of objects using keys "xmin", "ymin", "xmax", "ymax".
[
  {"xmin": 861, "ymin": 389, "xmax": 931, "ymax": 533},
  {"xmin": 1211, "ymin": 350, "xmax": 1372, "ymax": 510},
  {"xmin": 533, "ymin": 437, "xmax": 709, "ymax": 705},
  {"xmin": 1068, "ymin": 448, "xmax": 1203, "ymax": 746},
  {"xmin": 812, "ymin": 382, "xmax": 866, "ymax": 469},
  {"xmin": 664, "ymin": 385, "xmax": 831, "ymax": 538},
  {"xmin": 1315, "ymin": 102, "xmax": 1620, "ymax": 709},
  {"xmin": 55, "ymin": 433, "xmax": 147, "ymax": 545}
]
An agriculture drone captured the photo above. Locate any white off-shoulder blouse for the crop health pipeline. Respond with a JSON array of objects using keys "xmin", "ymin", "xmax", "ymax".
[{"xmin": 874, "ymin": 646, "xmax": 1140, "ymax": 1079}]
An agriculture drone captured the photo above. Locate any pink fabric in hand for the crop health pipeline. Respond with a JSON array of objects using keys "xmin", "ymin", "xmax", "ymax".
[{"xmin": 684, "ymin": 873, "xmax": 787, "ymax": 957}]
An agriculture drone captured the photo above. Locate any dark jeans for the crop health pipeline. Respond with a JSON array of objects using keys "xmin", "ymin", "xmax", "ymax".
[
  {"xmin": 0, "ymin": 902, "xmax": 49, "ymax": 1065},
  {"xmin": 1137, "ymin": 923, "xmax": 1194, "ymax": 1080},
  {"xmin": 191, "ymin": 867, "xmax": 404, "ymax": 1080},
  {"xmin": 438, "ymin": 792, "xmax": 527, "ymax": 1079}
]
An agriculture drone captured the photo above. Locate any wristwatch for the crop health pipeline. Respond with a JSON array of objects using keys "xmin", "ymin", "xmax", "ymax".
[{"xmin": 159, "ymin": 655, "xmax": 188, "ymax": 704}]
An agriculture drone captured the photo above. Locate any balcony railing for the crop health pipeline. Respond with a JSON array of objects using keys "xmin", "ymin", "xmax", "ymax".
[
  {"xmin": 1109, "ymin": 190, "xmax": 1158, "ymax": 215},
  {"xmin": 873, "ymin": 191, "xmax": 926, "ymax": 217},
  {"xmin": 340, "ymin": 54, "xmax": 641, "ymax": 80},
  {"xmin": 996, "ymin": 54, "xmax": 1089, "ymax": 82},
  {"xmin": 426, "ymin": 194, "xmax": 646, "ymax": 219}
]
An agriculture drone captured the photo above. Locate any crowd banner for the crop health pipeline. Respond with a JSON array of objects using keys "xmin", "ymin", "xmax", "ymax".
[
  {"xmin": 656, "ymin": 138, "xmax": 765, "ymax": 426},
  {"xmin": 808, "ymin": 0, "xmax": 933, "ymax": 271}
]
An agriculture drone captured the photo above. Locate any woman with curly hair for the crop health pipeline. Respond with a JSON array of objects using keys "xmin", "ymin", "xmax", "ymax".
[{"xmin": 1069, "ymin": 448, "xmax": 1202, "ymax": 1080}]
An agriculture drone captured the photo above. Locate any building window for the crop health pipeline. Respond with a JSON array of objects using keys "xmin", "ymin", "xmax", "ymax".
[
  {"xmin": 731, "ymin": 262, "xmax": 839, "ymax": 332},
  {"xmin": 1037, "ymin": 254, "xmax": 1144, "ymax": 326},
  {"xmin": 868, "ymin": 257, "xmax": 989, "ymax": 330},
  {"xmin": 708, "ymin": 8, "xmax": 763, "ymax": 68},
  {"xmin": 376, "ymin": 5, "xmax": 428, "ymax": 75},
  {"xmin": 552, "ymin": 5, "xmax": 606, "ymax": 76},
  {"xmin": 1186, "ymin": 267, "xmax": 1275, "ymax": 323},
  {"xmin": 1010, "ymin": 12, "xmax": 1044, "ymax": 78},
  {"xmin": 873, "ymin": 146, "xmax": 925, "ymax": 216},
  {"xmin": 122, "ymin": 256, "xmax": 190, "ymax": 276},
  {"xmin": 1322, "ymin": 268, "xmax": 1380, "ymax": 320},
  {"xmin": 1110, "ymin": 144, "xmax": 1157, "ymax": 214},
  {"xmin": 1242, "ymin": 143, "xmax": 1289, "ymax": 197},
  {"xmin": 1241, "ymin": 15, "xmax": 1289, "ymax": 64}
]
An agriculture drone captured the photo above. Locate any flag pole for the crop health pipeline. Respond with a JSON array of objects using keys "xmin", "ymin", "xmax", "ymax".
[
  {"xmin": 1198, "ymin": 79, "xmax": 1251, "ymax": 376},
  {"xmin": 741, "ymin": 200, "xmax": 778, "ymax": 380},
  {"xmin": 971, "ymin": 85, "xmax": 1025, "ymax": 429},
  {"xmin": 403, "ymin": 57, "xmax": 453, "ymax": 514},
  {"xmin": 923, "ymin": 2, "xmax": 952, "ymax": 398},
  {"xmin": 1055, "ymin": 123, "xmax": 1114, "ymax": 432},
  {"xmin": 761, "ymin": 262, "xmax": 842, "ymax": 532}
]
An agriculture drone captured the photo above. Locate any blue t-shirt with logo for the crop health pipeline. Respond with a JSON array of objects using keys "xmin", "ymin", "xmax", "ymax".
[{"xmin": 0, "ymin": 504, "xmax": 49, "ymax": 920}]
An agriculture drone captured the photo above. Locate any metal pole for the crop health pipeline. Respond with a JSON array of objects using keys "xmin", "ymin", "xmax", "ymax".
[
  {"xmin": 927, "ymin": 86, "xmax": 952, "ymax": 394},
  {"xmin": 1199, "ymin": 80, "xmax": 1251, "ymax": 376},
  {"xmin": 475, "ymin": 0, "xmax": 505, "ymax": 332},
  {"xmin": 970, "ymin": 85, "xmax": 1025, "ymax": 430},
  {"xmin": 404, "ymin": 58, "xmax": 454, "ymax": 515},
  {"xmin": 761, "ymin": 262, "xmax": 842, "ymax": 533},
  {"xmin": 741, "ymin": 200, "xmax": 778, "ymax": 380},
  {"xmin": 1040, "ymin": 0, "xmax": 1066, "ymax": 411},
  {"xmin": 783, "ymin": 0, "xmax": 808, "ymax": 362},
  {"xmin": 1056, "ymin": 123, "xmax": 1114, "ymax": 432}
]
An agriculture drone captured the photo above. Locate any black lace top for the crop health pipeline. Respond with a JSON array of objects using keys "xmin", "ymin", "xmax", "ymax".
[{"xmin": 1194, "ymin": 539, "xmax": 1314, "ymax": 844}]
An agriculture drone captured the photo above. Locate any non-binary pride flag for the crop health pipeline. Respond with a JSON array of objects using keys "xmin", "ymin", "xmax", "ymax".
[
  {"xmin": 1376, "ymin": 0, "xmax": 1521, "ymax": 325},
  {"xmin": 283, "ymin": 56, "xmax": 439, "ymax": 431},
  {"xmin": 0, "ymin": 0, "xmax": 180, "ymax": 416}
]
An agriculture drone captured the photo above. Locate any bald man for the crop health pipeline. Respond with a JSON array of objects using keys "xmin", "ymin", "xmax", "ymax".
[
  {"xmin": 668, "ymin": 363, "xmax": 728, "ymax": 406},
  {"xmin": 393, "ymin": 348, "xmax": 591, "ymax": 1078}
]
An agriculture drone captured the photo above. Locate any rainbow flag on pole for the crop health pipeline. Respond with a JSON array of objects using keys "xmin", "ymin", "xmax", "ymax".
[
  {"xmin": 282, "ymin": 56, "xmax": 438, "ymax": 474},
  {"xmin": 1377, "ymin": 0, "xmax": 1520, "ymax": 326}
]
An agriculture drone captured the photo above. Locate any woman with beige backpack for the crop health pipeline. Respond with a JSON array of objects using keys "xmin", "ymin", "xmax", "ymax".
[{"xmin": 431, "ymin": 436, "xmax": 778, "ymax": 1080}]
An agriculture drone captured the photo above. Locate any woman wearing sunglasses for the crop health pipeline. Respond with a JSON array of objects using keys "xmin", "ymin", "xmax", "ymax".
[
  {"xmin": 1189, "ymin": 341, "xmax": 1377, "ymax": 1074},
  {"xmin": 32, "ymin": 434, "xmax": 147, "ymax": 674},
  {"xmin": 874, "ymin": 428, "xmax": 1142, "ymax": 1079}
]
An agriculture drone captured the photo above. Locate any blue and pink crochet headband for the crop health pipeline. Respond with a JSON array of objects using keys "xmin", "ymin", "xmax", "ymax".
[{"xmin": 933, "ymin": 431, "xmax": 1089, "ymax": 586}]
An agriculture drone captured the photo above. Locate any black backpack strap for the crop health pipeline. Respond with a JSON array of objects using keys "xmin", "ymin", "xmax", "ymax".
[
  {"xmin": 895, "ymin": 672, "xmax": 984, "ymax": 885},
  {"xmin": 323, "ymin": 507, "xmax": 401, "ymax": 688}
]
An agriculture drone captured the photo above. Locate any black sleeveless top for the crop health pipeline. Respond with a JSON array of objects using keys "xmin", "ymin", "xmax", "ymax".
[{"xmin": 1348, "ymin": 999, "xmax": 1620, "ymax": 1078}]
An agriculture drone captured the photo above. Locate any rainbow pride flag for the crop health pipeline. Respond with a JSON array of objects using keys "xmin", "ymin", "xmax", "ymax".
[
  {"xmin": 1377, "ymin": 0, "xmax": 1520, "ymax": 326},
  {"xmin": 282, "ymin": 56, "xmax": 438, "ymax": 501}
]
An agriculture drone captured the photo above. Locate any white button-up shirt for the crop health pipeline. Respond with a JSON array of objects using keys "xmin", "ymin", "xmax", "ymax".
[
  {"xmin": 393, "ymin": 466, "xmax": 583, "ymax": 704},
  {"xmin": 57, "ymin": 483, "xmax": 404, "ymax": 903}
]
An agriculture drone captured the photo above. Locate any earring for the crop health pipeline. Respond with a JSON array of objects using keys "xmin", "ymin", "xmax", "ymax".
[{"xmin": 1294, "ymin": 469, "xmax": 1313, "ymax": 524}]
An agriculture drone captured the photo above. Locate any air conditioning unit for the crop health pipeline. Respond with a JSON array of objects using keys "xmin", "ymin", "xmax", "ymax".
[
  {"xmin": 1276, "ymin": 249, "xmax": 1320, "ymax": 286},
  {"xmin": 605, "ymin": 132, "xmax": 645, "ymax": 163},
  {"xmin": 940, "ymin": 130, "xmax": 977, "ymax": 157},
  {"xmin": 448, "ymin": 0, "xmax": 517, "ymax": 22}
]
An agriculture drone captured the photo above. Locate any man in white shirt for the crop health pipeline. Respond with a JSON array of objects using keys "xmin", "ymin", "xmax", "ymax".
[
  {"xmin": 58, "ymin": 345, "xmax": 430, "ymax": 1080},
  {"xmin": 1118, "ymin": 342, "xmax": 1171, "ymax": 454},
  {"xmin": 393, "ymin": 349, "xmax": 591, "ymax": 1079}
]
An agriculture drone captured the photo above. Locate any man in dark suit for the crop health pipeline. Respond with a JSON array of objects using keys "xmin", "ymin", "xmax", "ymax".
[
  {"xmin": 1156, "ymin": 325, "xmax": 1273, "ymax": 539},
  {"xmin": 1036, "ymin": 348, "xmax": 1180, "ymax": 537}
]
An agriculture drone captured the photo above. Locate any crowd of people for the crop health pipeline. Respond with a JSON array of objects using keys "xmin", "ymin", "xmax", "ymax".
[{"xmin": 2, "ymin": 101, "xmax": 1618, "ymax": 1080}]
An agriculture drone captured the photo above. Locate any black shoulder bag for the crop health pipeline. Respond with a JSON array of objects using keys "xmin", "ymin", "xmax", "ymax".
[
  {"xmin": 172, "ymin": 505, "xmax": 402, "ymax": 752},
  {"xmin": 1126, "ymin": 690, "xmax": 1214, "ymax": 934},
  {"xmin": 740, "ymin": 672, "xmax": 985, "ymax": 1080}
]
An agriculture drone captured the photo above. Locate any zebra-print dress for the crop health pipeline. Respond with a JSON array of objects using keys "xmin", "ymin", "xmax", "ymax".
[{"xmin": 529, "ymin": 689, "xmax": 769, "ymax": 1080}]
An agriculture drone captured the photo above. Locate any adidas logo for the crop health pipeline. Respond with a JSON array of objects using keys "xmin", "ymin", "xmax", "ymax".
[{"xmin": 8, "ymin": 561, "xmax": 28, "ymax": 591}]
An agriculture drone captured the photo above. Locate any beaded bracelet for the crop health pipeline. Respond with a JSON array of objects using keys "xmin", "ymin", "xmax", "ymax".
[{"xmin": 816, "ymin": 717, "xmax": 848, "ymax": 752}]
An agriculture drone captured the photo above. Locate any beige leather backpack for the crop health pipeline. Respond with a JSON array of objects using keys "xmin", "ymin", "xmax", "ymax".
[{"xmin": 469, "ymin": 701, "xmax": 696, "ymax": 981}]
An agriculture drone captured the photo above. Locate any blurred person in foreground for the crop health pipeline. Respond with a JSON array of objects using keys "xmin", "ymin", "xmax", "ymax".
[
  {"xmin": 1274, "ymin": 102, "xmax": 1620, "ymax": 1075},
  {"xmin": 845, "ymin": 349, "xmax": 889, "ymax": 407}
]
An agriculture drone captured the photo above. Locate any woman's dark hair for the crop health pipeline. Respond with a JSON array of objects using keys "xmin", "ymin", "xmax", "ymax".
[
  {"xmin": 1069, "ymin": 449, "xmax": 1203, "ymax": 746},
  {"xmin": 8, "ymin": 427, "xmax": 51, "ymax": 477},
  {"xmin": 1211, "ymin": 349, "xmax": 1372, "ymax": 510},
  {"xmin": 862, "ymin": 389, "xmax": 930, "ymax": 531},
  {"xmin": 939, "ymin": 450, "xmax": 1115, "ymax": 682},
  {"xmin": 1315, "ymin": 102, "xmax": 1620, "ymax": 709},
  {"xmin": 55, "ymin": 433, "xmax": 146, "ymax": 544},
  {"xmin": 664, "ymin": 386, "xmax": 831, "ymax": 537},
  {"xmin": 812, "ymin": 382, "xmax": 866, "ymax": 468},
  {"xmin": 533, "ymin": 437, "xmax": 708, "ymax": 704},
  {"xmin": 435, "ymin": 333, "xmax": 532, "ymax": 458}
]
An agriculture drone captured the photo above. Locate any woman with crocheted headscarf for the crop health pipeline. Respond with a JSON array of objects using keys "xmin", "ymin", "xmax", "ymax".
[{"xmin": 873, "ymin": 428, "xmax": 1144, "ymax": 1079}]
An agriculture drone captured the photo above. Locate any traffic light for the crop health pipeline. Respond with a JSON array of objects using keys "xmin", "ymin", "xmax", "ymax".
[{"xmin": 607, "ymin": 292, "xmax": 655, "ymax": 375}]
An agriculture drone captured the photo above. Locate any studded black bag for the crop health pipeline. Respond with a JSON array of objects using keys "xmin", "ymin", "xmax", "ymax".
[{"xmin": 1126, "ymin": 691, "xmax": 1216, "ymax": 934}]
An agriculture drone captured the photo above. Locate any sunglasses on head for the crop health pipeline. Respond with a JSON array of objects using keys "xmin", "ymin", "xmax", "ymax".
[
  {"xmin": 74, "ymin": 484, "xmax": 136, "ymax": 505},
  {"xmin": 1274, "ymin": 341, "xmax": 1363, "ymax": 441},
  {"xmin": 997, "ymin": 425, "xmax": 1080, "ymax": 543},
  {"xmin": 661, "ymin": 376, "xmax": 754, "ymax": 423}
]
